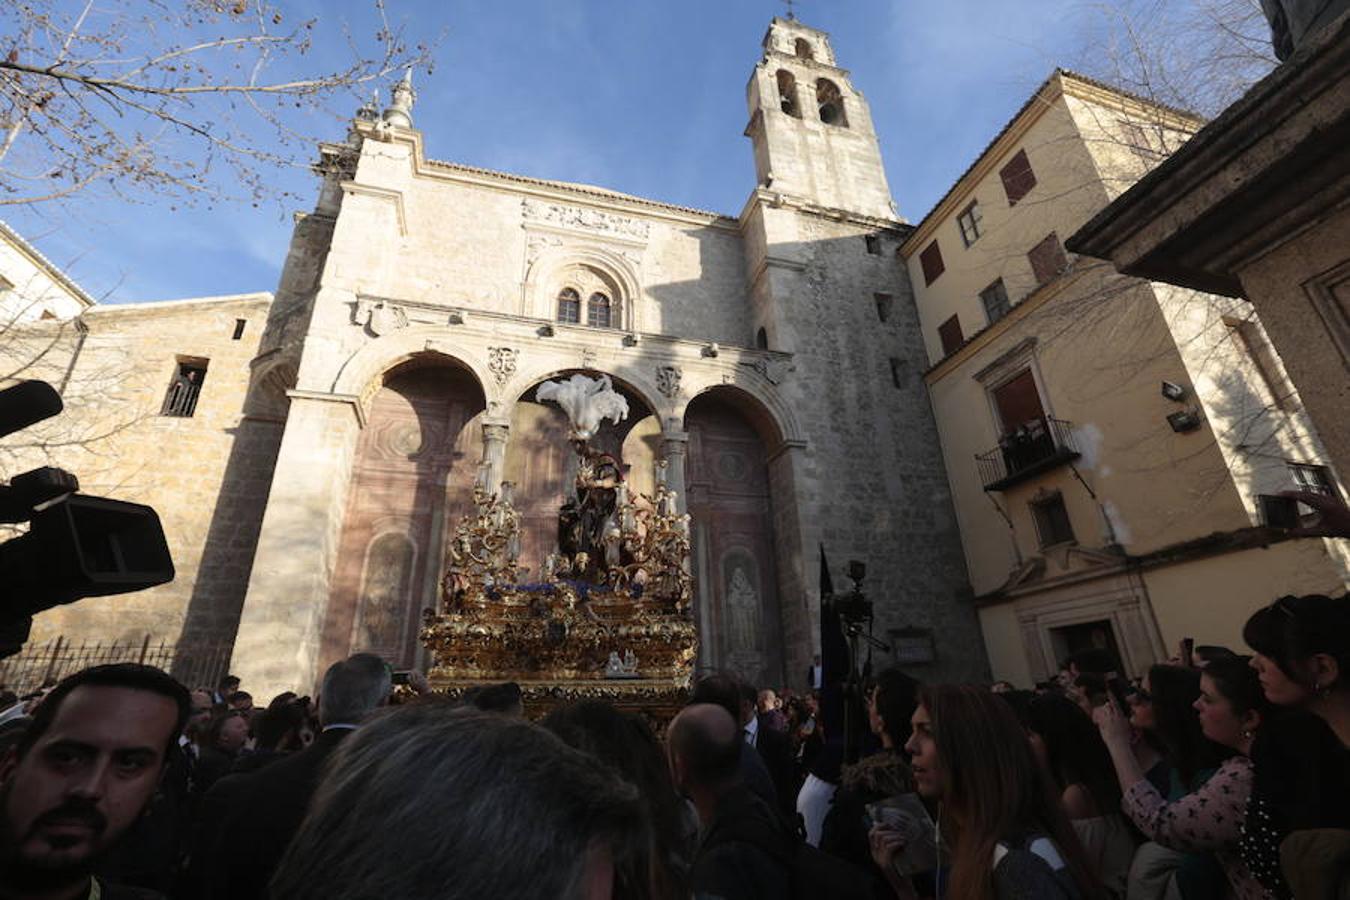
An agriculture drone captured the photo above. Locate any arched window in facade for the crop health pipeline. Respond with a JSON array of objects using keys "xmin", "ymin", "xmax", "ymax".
[
  {"xmin": 755, "ymin": 327, "xmax": 769, "ymax": 350},
  {"xmin": 587, "ymin": 292, "xmax": 613, "ymax": 328},
  {"xmin": 557, "ymin": 287, "xmax": 581, "ymax": 324},
  {"xmin": 794, "ymin": 38, "xmax": 814, "ymax": 61},
  {"xmin": 775, "ymin": 70, "xmax": 800, "ymax": 118},
  {"xmin": 817, "ymin": 79, "xmax": 848, "ymax": 127}
]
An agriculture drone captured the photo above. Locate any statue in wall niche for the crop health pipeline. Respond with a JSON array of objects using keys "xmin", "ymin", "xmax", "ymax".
[{"xmin": 726, "ymin": 566, "xmax": 762, "ymax": 654}]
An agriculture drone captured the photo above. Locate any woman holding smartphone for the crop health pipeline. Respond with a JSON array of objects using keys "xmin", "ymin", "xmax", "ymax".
[{"xmin": 1094, "ymin": 658, "xmax": 1285, "ymax": 899}]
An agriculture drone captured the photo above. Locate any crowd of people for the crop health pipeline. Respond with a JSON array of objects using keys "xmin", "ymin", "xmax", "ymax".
[{"xmin": 0, "ymin": 591, "xmax": 1346, "ymax": 899}]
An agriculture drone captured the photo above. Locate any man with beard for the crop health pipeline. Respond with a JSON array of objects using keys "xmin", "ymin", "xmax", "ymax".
[{"xmin": 0, "ymin": 663, "xmax": 188, "ymax": 900}]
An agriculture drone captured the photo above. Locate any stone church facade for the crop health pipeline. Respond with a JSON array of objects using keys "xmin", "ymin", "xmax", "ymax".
[{"xmin": 5, "ymin": 18, "xmax": 990, "ymax": 699}]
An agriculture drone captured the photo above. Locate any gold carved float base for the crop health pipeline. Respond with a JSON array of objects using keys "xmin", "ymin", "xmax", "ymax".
[{"xmin": 427, "ymin": 676, "xmax": 690, "ymax": 731}]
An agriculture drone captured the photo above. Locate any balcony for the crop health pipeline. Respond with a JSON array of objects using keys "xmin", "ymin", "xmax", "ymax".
[{"xmin": 977, "ymin": 417, "xmax": 1081, "ymax": 491}]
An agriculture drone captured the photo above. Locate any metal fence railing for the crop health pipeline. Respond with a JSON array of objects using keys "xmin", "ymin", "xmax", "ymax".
[{"xmin": 0, "ymin": 636, "xmax": 234, "ymax": 696}]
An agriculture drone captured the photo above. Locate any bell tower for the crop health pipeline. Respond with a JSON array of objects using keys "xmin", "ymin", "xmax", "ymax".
[{"xmin": 745, "ymin": 17, "xmax": 897, "ymax": 220}]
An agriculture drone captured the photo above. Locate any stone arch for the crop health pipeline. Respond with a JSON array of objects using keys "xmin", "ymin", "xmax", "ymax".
[
  {"xmin": 506, "ymin": 369, "xmax": 660, "ymax": 578},
  {"xmin": 794, "ymin": 37, "xmax": 815, "ymax": 61},
  {"xmin": 330, "ymin": 328, "xmax": 494, "ymax": 416},
  {"xmin": 243, "ymin": 358, "xmax": 298, "ymax": 421},
  {"xmin": 817, "ymin": 78, "xmax": 848, "ymax": 127},
  {"xmin": 322, "ymin": 359, "xmax": 487, "ymax": 672},
  {"xmin": 775, "ymin": 70, "xmax": 801, "ymax": 118},
  {"xmin": 511, "ymin": 362, "xmax": 669, "ymax": 428},
  {"xmin": 678, "ymin": 379, "xmax": 804, "ymax": 452},
  {"xmin": 683, "ymin": 389, "xmax": 786, "ymax": 685},
  {"xmin": 523, "ymin": 245, "xmax": 641, "ymax": 332}
]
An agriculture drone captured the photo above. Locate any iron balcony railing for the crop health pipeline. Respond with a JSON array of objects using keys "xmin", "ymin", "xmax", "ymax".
[{"xmin": 977, "ymin": 416, "xmax": 1081, "ymax": 491}]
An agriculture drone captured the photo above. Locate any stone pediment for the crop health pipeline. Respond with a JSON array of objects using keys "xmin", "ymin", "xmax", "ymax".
[{"xmin": 1000, "ymin": 543, "xmax": 1125, "ymax": 595}]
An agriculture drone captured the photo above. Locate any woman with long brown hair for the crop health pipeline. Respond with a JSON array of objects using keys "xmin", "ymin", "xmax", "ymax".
[{"xmin": 869, "ymin": 684, "xmax": 1104, "ymax": 899}]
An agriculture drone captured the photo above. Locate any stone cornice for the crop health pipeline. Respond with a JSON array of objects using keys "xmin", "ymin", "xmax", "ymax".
[
  {"xmin": 350, "ymin": 289, "xmax": 795, "ymax": 367},
  {"xmin": 900, "ymin": 71, "xmax": 1205, "ymax": 257},
  {"xmin": 737, "ymin": 187, "xmax": 908, "ymax": 231},
  {"xmin": 1066, "ymin": 10, "xmax": 1350, "ymax": 295},
  {"xmin": 0, "ymin": 218, "xmax": 98, "ymax": 309}
]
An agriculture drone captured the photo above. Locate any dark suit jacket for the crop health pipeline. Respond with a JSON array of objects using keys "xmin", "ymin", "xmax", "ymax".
[
  {"xmin": 754, "ymin": 714, "xmax": 799, "ymax": 821},
  {"xmin": 691, "ymin": 784, "xmax": 794, "ymax": 900},
  {"xmin": 189, "ymin": 727, "xmax": 351, "ymax": 900}
]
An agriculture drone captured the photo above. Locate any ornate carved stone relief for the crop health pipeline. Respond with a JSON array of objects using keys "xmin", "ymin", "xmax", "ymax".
[
  {"xmin": 522, "ymin": 198, "xmax": 651, "ymax": 241},
  {"xmin": 655, "ymin": 365, "xmax": 682, "ymax": 399},
  {"xmin": 488, "ymin": 347, "xmax": 518, "ymax": 386},
  {"xmin": 525, "ymin": 234, "xmax": 565, "ymax": 266},
  {"xmin": 581, "ymin": 348, "xmax": 599, "ymax": 370},
  {"xmin": 353, "ymin": 299, "xmax": 409, "ymax": 336}
]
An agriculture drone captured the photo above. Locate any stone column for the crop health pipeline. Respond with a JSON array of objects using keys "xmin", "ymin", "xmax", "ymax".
[
  {"xmin": 481, "ymin": 421, "xmax": 510, "ymax": 493},
  {"xmin": 229, "ymin": 392, "xmax": 363, "ymax": 700},
  {"xmin": 660, "ymin": 429, "xmax": 690, "ymax": 515}
]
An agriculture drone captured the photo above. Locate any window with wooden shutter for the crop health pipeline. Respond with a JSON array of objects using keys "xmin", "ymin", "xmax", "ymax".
[
  {"xmin": 919, "ymin": 240, "xmax": 945, "ymax": 286},
  {"xmin": 992, "ymin": 368, "xmax": 1045, "ymax": 433},
  {"xmin": 938, "ymin": 314, "xmax": 964, "ymax": 356},
  {"xmin": 1028, "ymin": 232, "xmax": 1068, "ymax": 287},
  {"xmin": 999, "ymin": 149, "xmax": 1037, "ymax": 206}
]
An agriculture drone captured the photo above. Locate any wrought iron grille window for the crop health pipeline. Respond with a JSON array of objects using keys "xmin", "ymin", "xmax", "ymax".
[{"xmin": 162, "ymin": 361, "xmax": 207, "ymax": 417}]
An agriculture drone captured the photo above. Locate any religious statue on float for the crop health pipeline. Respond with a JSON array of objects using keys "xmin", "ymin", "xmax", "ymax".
[{"xmin": 421, "ymin": 372, "xmax": 696, "ymax": 720}]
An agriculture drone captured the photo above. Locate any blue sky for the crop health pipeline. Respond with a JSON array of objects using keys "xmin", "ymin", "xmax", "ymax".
[{"xmin": 7, "ymin": 0, "xmax": 1138, "ymax": 304}]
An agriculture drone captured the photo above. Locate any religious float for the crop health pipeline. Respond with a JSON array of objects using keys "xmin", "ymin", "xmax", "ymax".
[{"xmin": 420, "ymin": 374, "xmax": 698, "ymax": 724}]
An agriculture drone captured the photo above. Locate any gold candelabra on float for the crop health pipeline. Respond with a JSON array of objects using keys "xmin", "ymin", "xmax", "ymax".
[{"xmin": 421, "ymin": 457, "xmax": 697, "ymax": 722}]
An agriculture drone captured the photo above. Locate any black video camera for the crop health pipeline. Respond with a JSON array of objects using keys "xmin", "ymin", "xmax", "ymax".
[{"xmin": 0, "ymin": 380, "xmax": 174, "ymax": 656}]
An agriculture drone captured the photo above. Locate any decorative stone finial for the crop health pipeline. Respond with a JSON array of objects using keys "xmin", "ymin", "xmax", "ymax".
[
  {"xmin": 382, "ymin": 68, "xmax": 416, "ymax": 128},
  {"xmin": 356, "ymin": 89, "xmax": 380, "ymax": 124}
]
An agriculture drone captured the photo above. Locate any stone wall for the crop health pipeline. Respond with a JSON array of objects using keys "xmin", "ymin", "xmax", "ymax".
[
  {"xmin": 1, "ymin": 293, "xmax": 274, "ymax": 650},
  {"xmin": 749, "ymin": 203, "xmax": 989, "ymax": 684}
]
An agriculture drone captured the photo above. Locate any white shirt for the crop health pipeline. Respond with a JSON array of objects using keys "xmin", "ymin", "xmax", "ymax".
[{"xmin": 743, "ymin": 713, "xmax": 760, "ymax": 748}]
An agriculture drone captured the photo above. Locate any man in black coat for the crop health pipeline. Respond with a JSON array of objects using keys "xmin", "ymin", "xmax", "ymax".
[
  {"xmin": 670, "ymin": 703, "xmax": 794, "ymax": 899},
  {"xmin": 186, "ymin": 653, "xmax": 391, "ymax": 900},
  {"xmin": 737, "ymin": 680, "xmax": 799, "ymax": 822}
]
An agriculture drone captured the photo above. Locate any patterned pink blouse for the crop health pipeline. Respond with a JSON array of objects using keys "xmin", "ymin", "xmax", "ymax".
[{"xmin": 1122, "ymin": 756, "xmax": 1274, "ymax": 900}]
